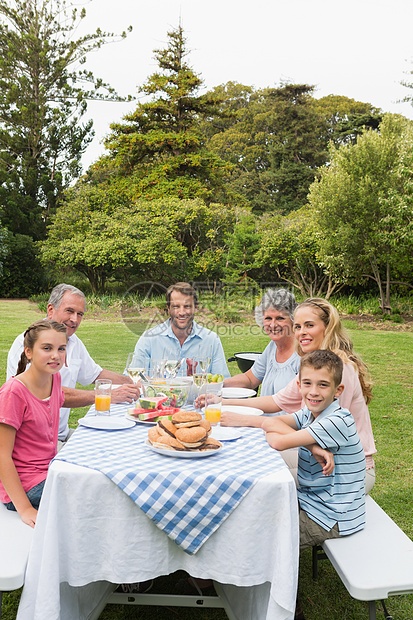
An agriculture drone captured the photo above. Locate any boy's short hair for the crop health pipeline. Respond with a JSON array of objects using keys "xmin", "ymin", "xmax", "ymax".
[
  {"xmin": 165, "ymin": 282, "xmax": 198, "ymax": 306},
  {"xmin": 299, "ymin": 349, "xmax": 343, "ymax": 386}
]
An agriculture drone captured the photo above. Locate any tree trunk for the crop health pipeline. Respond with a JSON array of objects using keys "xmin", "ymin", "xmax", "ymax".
[
  {"xmin": 384, "ymin": 262, "xmax": 391, "ymax": 314},
  {"xmin": 370, "ymin": 255, "xmax": 389, "ymax": 314}
]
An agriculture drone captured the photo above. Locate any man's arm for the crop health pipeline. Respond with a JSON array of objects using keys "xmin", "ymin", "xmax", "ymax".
[
  {"xmin": 96, "ymin": 369, "xmax": 133, "ymax": 385},
  {"xmin": 6, "ymin": 333, "xmax": 24, "ymax": 380},
  {"xmin": 62, "ymin": 383, "xmax": 140, "ymax": 408}
]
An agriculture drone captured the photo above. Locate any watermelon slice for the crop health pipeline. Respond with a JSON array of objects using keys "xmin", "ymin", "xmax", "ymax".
[
  {"xmin": 138, "ymin": 411, "xmax": 173, "ymax": 422},
  {"xmin": 139, "ymin": 396, "xmax": 169, "ymax": 410},
  {"xmin": 127, "ymin": 407, "xmax": 156, "ymax": 417},
  {"xmin": 127, "ymin": 406, "xmax": 181, "ymax": 422}
]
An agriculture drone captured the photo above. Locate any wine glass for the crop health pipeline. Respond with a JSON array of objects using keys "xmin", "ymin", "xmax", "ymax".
[
  {"xmin": 198, "ymin": 357, "xmax": 211, "ymax": 373},
  {"xmin": 162, "ymin": 345, "xmax": 181, "ymax": 378},
  {"xmin": 125, "ymin": 353, "xmax": 145, "ymax": 384}
]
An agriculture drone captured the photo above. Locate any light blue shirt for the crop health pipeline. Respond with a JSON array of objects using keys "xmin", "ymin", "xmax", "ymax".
[
  {"xmin": 250, "ymin": 341, "xmax": 300, "ymax": 396},
  {"xmin": 294, "ymin": 400, "xmax": 366, "ymax": 536},
  {"xmin": 132, "ymin": 319, "xmax": 230, "ymax": 378}
]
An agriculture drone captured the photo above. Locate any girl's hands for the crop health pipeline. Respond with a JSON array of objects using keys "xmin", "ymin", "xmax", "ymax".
[{"xmin": 20, "ymin": 505, "xmax": 37, "ymax": 528}]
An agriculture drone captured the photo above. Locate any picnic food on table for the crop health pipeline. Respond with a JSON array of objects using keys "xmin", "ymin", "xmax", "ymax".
[
  {"xmin": 206, "ymin": 373, "xmax": 224, "ymax": 383},
  {"xmin": 142, "ymin": 379, "xmax": 190, "ymax": 408},
  {"xmin": 128, "ymin": 396, "xmax": 182, "ymax": 422},
  {"xmin": 147, "ymin": 411, "xmax": 221, "ymax": 452}
]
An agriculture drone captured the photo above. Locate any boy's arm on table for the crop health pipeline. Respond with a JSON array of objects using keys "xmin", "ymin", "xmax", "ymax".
[
  {"xmin": 262, "ymin": 416, "xmax": 335, "ymax": 475},
  {"xmin": 220, "ymin": 395, "xmax": 281, "ymax": 428}
]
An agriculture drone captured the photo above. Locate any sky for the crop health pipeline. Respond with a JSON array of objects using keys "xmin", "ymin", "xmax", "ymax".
[{"xmin": 78, "ymin": 0, "xmax": 413, "ymax": 169}]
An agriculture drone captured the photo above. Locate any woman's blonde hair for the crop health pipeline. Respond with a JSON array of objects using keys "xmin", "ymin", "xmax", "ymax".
[
  {"xmin": 17, "ymin": 320, "xmax": 68, "ymax": 375},
  {"xmin": 295, "ymin": 298, "xmax": 373, "ymax": 403}
]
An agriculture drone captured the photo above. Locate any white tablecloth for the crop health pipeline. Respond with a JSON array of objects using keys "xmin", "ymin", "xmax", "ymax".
[{"xmin": 17, "ymin": 414, "xmax": 299, "ymax": 620}]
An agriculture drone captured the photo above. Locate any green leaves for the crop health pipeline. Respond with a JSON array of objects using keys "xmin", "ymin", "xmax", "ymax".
[
  {"xmin": 101, "ymin": 24, "xmax": 231, "ymax": 204},
  {"xmin": 0, "ymin": 0, "xmax": 132, "ymax": 239},
  {"xmin": 308, "ymin": 114, "xmax": 413, "ymax": 310},
  {"xmin": 40, "ymin": 184, "xmax": 235, "ymax": 292}
]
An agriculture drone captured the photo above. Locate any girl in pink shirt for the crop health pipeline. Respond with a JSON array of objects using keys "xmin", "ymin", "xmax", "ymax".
[
  {"xmin": 221, "ymin": 298, "xmax": 376, "ymax": 493},
  {"xmin": 0, "ymin": 320, "xmax": 67, "ymax": 527}
]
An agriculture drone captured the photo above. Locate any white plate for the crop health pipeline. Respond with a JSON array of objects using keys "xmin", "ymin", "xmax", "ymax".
[
  {"xmin": 222, "ymin": 387, "xmax": 256, "ymax": 399},
  {"xmin": 78, "ymin": 416, "xmax": 135, "ymax": 430},
  {"xmin": 145, "ymin": 439, "xmax": 222, "ymax": 458},
  {"xmin": 125, "ymin": 412, "xmax": 157, "ymax": 425},
  {"xmin": 211, "ymin": 426, "xmax": 241, "ymax": 441},
  {"xmin": 221, "ymin": 405, "xmax": 263, "ymax": 416}
]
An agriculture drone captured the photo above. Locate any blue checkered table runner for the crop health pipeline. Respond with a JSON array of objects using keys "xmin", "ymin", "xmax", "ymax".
[{"xmin": 54, "ymin": 404, "xmax": 287, "ymax": 554}]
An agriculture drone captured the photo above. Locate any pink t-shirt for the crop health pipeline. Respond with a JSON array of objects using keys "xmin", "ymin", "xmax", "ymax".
[
  {"xmin": 273, "ymin": 362, "xmax": 376, "ymax": 469},
  {"xmin": 0, "ymin": 374, "xmax": 65, "ymax": 503}
]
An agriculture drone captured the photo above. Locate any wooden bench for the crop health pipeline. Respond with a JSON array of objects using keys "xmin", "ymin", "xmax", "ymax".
[
  {"xmin": 312, "ymin": 495, "xmax": 413, "ymax": 620},
  {"xmin": 0, "ymin": 503, "xmax": 33, "ymax": 619}
]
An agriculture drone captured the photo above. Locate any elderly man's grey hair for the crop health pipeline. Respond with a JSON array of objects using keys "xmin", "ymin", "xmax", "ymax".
[
  {"xmin": 48, "ymin": 283, "xmax": 86, "ymax": 309},
  {"xmin": 254, "ymin": 288, "xmax": 296, "ymax": 327}
]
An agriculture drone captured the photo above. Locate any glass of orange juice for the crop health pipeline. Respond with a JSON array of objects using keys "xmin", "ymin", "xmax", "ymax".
[
  {"xmin": 95, "ymin": 379, "xmax": 112, "ymax": 415},
  {"xmin": 204, "ymin": 384, "xmax": 222, "ymax": 425}
]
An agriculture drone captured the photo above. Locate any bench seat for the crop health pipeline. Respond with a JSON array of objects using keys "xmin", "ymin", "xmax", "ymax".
[
  {"xmin": 313, "ymin": 495, "xmax": 413, "ymax": 619},
  {"xmin": 0, "ymin": 502, "xmax": 33, "ymax": 617}
]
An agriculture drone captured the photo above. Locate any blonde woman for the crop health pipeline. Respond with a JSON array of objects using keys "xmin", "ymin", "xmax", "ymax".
[{"xmin": 221, "ymin": 298, "xmax": 376, "ymax": 493}]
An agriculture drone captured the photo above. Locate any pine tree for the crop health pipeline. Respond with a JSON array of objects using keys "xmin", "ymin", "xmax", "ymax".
[
  {"xmin": 0, "ymin": 0, "xmax": 131, "ymax": 239},
  {"xmin": 100, "ymin": 25, "xmax": 232, "ymax": 202}
]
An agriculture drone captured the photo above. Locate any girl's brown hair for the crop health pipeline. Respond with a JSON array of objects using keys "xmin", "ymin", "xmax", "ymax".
[
  {"xmin": 16, "ymin": 320, "xmax": 68, "ymax": 376},
  {"xmin": 295, "ymin": 298, "xmax": 373, "ymax": 404}
]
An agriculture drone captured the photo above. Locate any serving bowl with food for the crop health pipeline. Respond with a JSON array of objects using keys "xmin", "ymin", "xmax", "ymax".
[
  {"xmin": 140, "ymin": 377, "xmax": 192, "ymax": 408},
  {"xmin": 146, "ymin": 410, "xmax": 223, "ymax": 457}
]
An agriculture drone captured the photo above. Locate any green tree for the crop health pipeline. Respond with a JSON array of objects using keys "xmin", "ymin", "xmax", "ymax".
[
  {"xmin": 0, "ymin": 225, "xmax": 8, "ymax": 276},
  {"xmin": 96, "ymin": 25, "xmax": 232, "ymax": 203},
  {"xmin": 204, "ymin": 84, "xmax": 383, "ymax": 214},
  {"xmin": 0, "ymin": 0, "xmax": 131, "ymax": 239},
  {"xmin": 204, "ymin": 83, "xmax": 330, "ymax": 213},
  {"xmin": 259, "ymin": 84, "xmax": 329, "ymax": 213},
  {"xmin": 308, "ymin": 114, "xmax": 413, "ymax": 313},
  {"xmin": 0, "ymin": 231, "xmax": 46, "ymax": 296},
  {"xmin": 40, "ymin": 184, "xmax": 235, "ymax": 292},
  {"xmin": 311, "ymin": 94, "xmax": 382, "ymax": 145},
  {"xmin": 256, "ymin": 207, "xmax": 344, "ymax": 299},
  {"xmin": 222, "ymin": 210, "xmax": 263, "ymax": 283}
]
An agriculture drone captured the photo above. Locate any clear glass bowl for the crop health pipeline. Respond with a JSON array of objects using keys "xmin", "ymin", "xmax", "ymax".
[{"xmin": 140, "ymin": 377, "xmax": 192, "ymax": 408}]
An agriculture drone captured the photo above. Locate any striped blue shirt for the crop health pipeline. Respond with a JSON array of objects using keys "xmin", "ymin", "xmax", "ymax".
[{"xmin": 293, "ymin": 399, "xmax": 366, "ymax": 535}]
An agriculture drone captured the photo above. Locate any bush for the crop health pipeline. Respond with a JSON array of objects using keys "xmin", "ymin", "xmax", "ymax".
[{"xmin": 0, "ymin": 233, "xmax": 48, "ymax": 298}]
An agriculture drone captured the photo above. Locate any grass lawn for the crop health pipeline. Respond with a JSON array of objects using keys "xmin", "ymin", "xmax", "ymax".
[{"xmin": 0, "ymin": 300, "xmax": 412, "ymax": 620}]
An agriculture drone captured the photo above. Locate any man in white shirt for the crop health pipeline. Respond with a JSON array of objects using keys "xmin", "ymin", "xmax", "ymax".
[
  {"xmin": 7, "ymin": 284, "xmax": 139, "ymax": 442},
  {"xmin": 133, "ymin": 282, "xmax": 230, "ymax": 378}
]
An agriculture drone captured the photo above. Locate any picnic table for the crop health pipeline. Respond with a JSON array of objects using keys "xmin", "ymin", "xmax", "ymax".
[{"xmin": 16, "ymin": 403, "xmax": 299, "ymax": 620}]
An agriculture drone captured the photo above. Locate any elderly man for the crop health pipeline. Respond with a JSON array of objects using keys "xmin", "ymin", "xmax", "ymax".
[
  {"xmin": 7, "ymin": 283, "xmax": 139, "ymax": 443},
  {"xmin": 133, "ymin": 282, "xmax": 230, "ymax": 378}
]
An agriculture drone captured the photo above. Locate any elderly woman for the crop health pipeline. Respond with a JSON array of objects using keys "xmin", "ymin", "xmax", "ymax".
[{"xmin": 224, "ymin": 288, "xmax": 300, "ymax": 396}]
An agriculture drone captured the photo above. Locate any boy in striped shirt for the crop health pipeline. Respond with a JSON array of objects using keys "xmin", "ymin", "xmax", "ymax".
[{"xmin": 263, "ymin": 349, "xmax": 366, "ymax": 550}]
